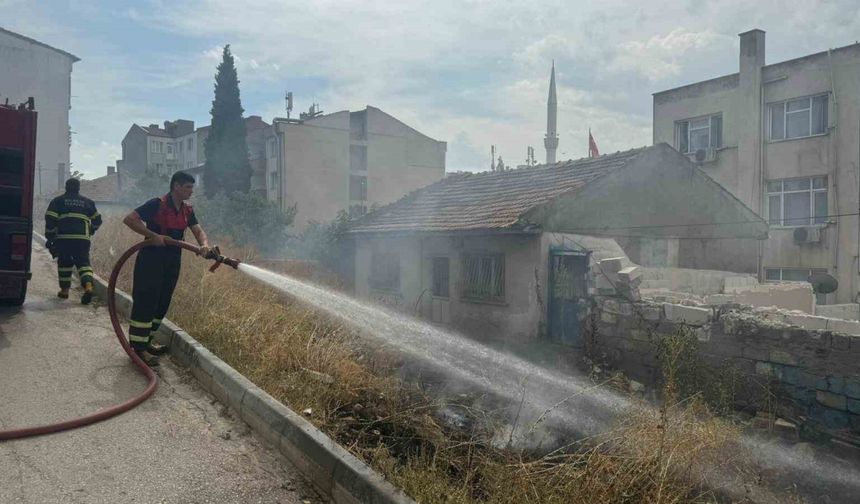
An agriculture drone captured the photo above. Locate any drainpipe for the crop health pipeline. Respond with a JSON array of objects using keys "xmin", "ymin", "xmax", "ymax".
[
  {"xmin": 827, "ymin": 48, "xmax": 840, "ymax": 304},
  {"xmin": 758, "ymin": 74, "xmax": 765, "ymax": 282}
]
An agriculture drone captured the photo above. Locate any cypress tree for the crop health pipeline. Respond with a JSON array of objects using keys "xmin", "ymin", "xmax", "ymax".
[{"xmin": 203, "ymin": 44, "xmax": 251, "ymax": 197}]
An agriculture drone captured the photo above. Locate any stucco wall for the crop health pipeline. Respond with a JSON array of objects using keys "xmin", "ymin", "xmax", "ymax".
[
  {"xmin": 354, "ymin": 233, "xmax": 543, "ymax": 342},
  {"xmin": 0, "ymin": 30, "xmax": 75, "ymax": 195}
]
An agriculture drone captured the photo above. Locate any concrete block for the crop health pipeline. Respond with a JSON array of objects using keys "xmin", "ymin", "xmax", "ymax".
[
  {"xmin": 784, "ymin": 313, "xmax": 828, "ymax": 331},
  {"xmin": 782, "ymin": 366, "xmax": 800, "ymax": 385},
  {"xmin": 663, "ymin": 303, "xmax": 711, "ymax": 326},
  {"xmin": 798, "ymin": 372, "xmax": 828, "ymax": 390},
  {"xmin": 816, "ymin": 390, "xmax": 847, "ymax": 411},
  {"xmin": 848, "ymin": 399, "xmax": 860, "ymax": 415},
  {"xmin": 826, "ymin": 318, "xmax": 860, "ymax": 335},
  {"xmin": 827, "ymin": 376, "xmax": 846, "ymax": 395},
  {"xmin": 617, "ymin": 266, "xmax": 641, "ymax": 285},
  {"xmin": 598, "ymin": 257, "xmax": 625, "ymax": 276}
]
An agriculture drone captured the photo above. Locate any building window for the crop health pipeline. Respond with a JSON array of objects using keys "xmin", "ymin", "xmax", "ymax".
[
  {"xmin": 432, "ymin": 257, "xmax": 450, "ymax": 298},
  {"xmin": 769, "ymin": 94, "xmax": 828, "ymax": 141},
  {"xmin": 676, "ymin": 114, "xmax": 721, "ymax": 154},
  {"xmin": 370, "ymin": 251, "xmax": 400, "ymax": 291},
  {"xmin": 150, "ymin": 140, "xmax": 159, "ymax": 153},
  {"xmin": 765, "ymin": 267, "xmax": 828, "ymax": 304},
  {"xmin": 462, "ymin": 253, "xmax": 504, "ymax": 301},
  {"xmin": 269, "ymin": 171, "xmax": 278, "ymax": 190},
  {"xmin": 350, "ymin": 175, "xmax": 368, "ymax": 201},
  {"xmin": 350, "ymin": 145, "xmax": 367, "ymax": 172},
  {"xmin": 187, "ymin": 137, "xmax": 194, "ymax": 150},
  {"xmin": 767, "ymin": 176, "xmax": 828, "ymax": 226},
  {"xmin": 178, "ymin": 142, "xmax": 183, "ymax": 153}
]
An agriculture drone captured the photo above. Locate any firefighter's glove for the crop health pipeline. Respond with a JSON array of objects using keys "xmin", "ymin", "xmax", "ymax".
[{"xmin": 46, "ymin": 240, "xmax": 58, "ymax": 258}]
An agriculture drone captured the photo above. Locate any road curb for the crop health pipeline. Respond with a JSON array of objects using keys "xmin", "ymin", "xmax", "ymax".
[{"xmin": 31, "ymin": 234, "xmax": 413, "ymax": 504}]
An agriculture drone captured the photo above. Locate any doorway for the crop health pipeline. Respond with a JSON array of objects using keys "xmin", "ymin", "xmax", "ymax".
[{"xmin": 548, "ymin": 251, "xmax": 589, "ymax": 346}]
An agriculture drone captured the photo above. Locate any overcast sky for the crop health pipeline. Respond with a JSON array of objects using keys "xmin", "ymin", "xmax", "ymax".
[{"xmin": 2, "ymin": 0, "xmax": 860, "ymax": 179}]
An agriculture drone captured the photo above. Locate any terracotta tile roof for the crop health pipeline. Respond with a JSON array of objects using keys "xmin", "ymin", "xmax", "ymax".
[{"xmin": 349, "ymin": 147, "xmax": 649, "ymax": 234}]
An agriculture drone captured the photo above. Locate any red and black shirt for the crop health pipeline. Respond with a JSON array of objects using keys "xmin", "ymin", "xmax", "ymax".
[{"xmin": 134, "ymin": 194, "xmax": 198, "ymax": 251}]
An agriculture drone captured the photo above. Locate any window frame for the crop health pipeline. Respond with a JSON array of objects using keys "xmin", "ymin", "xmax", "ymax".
[
  {"xmin": 431, "ymin": 256, "xmax": 450, "ymax": 299},
  {"xmin": 675, "ymin": 113, "xmax": 722, "ymax": 154},
  {"xmin": 369, "ymin": 250, "xmax": 400, "ymax": 292},
  {"xmin": 768, "ymin": 93, "xmax": 829, "ymax": 141},
  {"xmin": 461, "ymin": 252, "xmax": 505, "ymax": 303},
  {"xmin": 766, "ymin": 176, "xmax": 828, "ymax": 227}
]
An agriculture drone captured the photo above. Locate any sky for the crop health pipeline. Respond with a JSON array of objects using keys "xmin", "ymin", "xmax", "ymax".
[{"xmin": 2, "ymin": 0, "xmax": 860, "ymax": 180}]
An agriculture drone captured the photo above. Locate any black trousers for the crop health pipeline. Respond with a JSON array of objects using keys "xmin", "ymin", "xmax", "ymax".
[
  {"xmin": 56, "ymin": 239, "xmax": 93, "ymax": 290},
  {"xmin": 128, "ymin": 248, "xmax": 182, "ymax": 351}
]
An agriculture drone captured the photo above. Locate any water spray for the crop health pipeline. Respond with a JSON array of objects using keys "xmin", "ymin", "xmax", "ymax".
[{"xmin": 0, "ymin": 238, "xmax": 240, "ymax": 441}]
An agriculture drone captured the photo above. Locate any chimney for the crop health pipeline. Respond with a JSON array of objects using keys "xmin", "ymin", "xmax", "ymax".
[
  {"xmin": 149, "ymin": 123, "xmax": 159, "ymax": 130},
  {"xmin": 739, "ymin": 29, "xmax": 765, "ymax": 84},
  {"xmin": 107, "ymin": 166, "xmax": 116, "ymax": 175}
]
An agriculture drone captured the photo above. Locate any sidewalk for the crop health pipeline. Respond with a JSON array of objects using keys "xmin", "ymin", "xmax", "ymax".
[{"xmin": 0, "ymin": 241, "xmax": 319, "ymax": 504}]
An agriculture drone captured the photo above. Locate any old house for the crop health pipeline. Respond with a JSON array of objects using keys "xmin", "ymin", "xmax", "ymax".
[{"xmin": 346, "ymin": 143, "xmax": 768, "ymax": 344}]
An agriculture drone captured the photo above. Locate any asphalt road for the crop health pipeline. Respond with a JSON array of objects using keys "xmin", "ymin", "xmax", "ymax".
[{"xmin": 0, "ymin": 241, "xmax": 320, "ymax": 504}]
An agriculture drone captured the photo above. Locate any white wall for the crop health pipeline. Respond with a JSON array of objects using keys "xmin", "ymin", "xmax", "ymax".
[{"xmin": 0, "ymin": 30, "xmax": 76, "ymax": 195}]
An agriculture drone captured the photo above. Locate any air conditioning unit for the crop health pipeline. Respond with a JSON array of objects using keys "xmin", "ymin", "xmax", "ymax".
[
  {"xmin": 690, "ymin": 148, "xmax": 717, "ymax": 164},
  {"xmin": 793, "ymin": 226, "xmax": 821, "ymax": 244}
]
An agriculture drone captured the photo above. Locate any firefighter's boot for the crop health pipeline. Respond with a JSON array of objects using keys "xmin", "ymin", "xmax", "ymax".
[
  {"xmin": 81, "ymin": 282, "xmax": 94, "ymax": 305},
  {"xmin": 57, "ymin": 289, "xmax": 69, "ymax": 299},
  {"xmin": 134, "ymin": 349, "xmax": 160, "ymax": 367}
]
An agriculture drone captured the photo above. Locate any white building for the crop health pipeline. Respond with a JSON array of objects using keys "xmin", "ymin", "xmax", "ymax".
[
  {"xmin": 653, "ymin": 30, "xmax": 860, "ymax": 305},
  {"xmin": 0, "ymin": 27, "xmax": 78, "ymax": 195},
  {"xmin": 265, "ymin": 106, "xmax": 447, "ymax": 230}
]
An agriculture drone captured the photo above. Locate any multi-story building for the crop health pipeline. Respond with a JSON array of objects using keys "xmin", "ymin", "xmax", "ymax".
[
  {"xmin": 653, "ymin": 29, "xmax": 860, "ymax": 304},
  {"xmin": 265, "ymin": 106, "xmax": 447, "ymax": 230},
  {"xmin": 120, "ymin": 116, "xmax": 269, "ymax": 196},
  {"xmin": 0, "ymin": 27, "xmax": 78, "ymax": 195}
]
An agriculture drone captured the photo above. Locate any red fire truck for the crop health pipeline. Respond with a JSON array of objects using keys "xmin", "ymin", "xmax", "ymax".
[{"xmin": 0, "ymin": 98, "xmax": 36, "ymax": 305}]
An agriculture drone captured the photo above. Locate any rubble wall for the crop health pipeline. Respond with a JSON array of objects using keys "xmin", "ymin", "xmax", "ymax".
[{"xmin": 588, "ymin": 296, "xmax": 860, "ymax": 432}]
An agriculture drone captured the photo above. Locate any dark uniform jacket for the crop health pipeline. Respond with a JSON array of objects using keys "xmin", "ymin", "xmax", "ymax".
[
  {"xmin": 45, "ymin": 192, "xmax": 102, "ymax": 242},
  {"xmin": 134, "ymin": 194, "xmax": 198, "ymax": 256}
]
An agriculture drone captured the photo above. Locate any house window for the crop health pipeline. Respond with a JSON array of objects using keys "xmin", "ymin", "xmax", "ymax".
[
  {"xmin": 150, "ymin": 140, "xmax": 159, "ymax": 153},
  {"xmin": 767, "ymin": 176, "xmax": 828, "ymax": 226},
  {"xmin": 178, "ymin": 142, "xmax": 183, "ymax": 153},
  {"xmin": 769, "ymin": 94, "xmax": 828, "ymax": 141},
  {"xmin": 350, "ymin": 145, "xmax": 367, "ymax": 172},
  {"xmin": 765, "ymin": 267, "xmax": 829, "ymax": 304},
  {"xmin": 187, "ymin": 137, "xmax": 194, "ymax": 150},
  {"xmin": 269, "ymin": 171, "xmax": 278, "ymax": 190},
  {"xmin": 462, "ymin": 253, "xmax": 504, "ymax": 301},
  {"xmin": 432, "ymin": 257, "xmax": 450, "ymax": 298},
  {"xmin": 350, "ymin": 175, "xmax": 367, "ymax": 201},
  {"xmin": 370, "ymin": 251, "xmax": 400, "ymax": 291},
  {"xmin": 676, "ymin": 114, "xmax": 721, "ymax": 154}
]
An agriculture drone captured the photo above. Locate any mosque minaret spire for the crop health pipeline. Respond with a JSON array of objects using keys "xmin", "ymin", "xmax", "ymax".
[{"xmin": 544, "ymin": 61, "xmax": 559, "ymax": 164}]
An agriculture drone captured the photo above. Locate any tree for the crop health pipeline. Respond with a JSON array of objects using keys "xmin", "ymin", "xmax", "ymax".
[
  {"xmin": 120, "ymin": 168, "xmax": 170, "ymax": 205},
  {"xmin": 194, "ymin": 192, "xmax": 296, "ymax": 256},
  {"xmin": 203, "ymin": 44, "xmax": 251, "ymax": 197}
]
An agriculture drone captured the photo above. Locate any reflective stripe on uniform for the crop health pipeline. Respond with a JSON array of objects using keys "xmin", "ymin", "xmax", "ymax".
[
  {"xmin": 90, "ymin": 212, "xmax": 101, "ymax": 219},
  {"xmin": 78, "ymin": 266, "xmax": 94, "ymax": 274},
  {"xmin": 129, "ymin": 319, "xmax": 152, "ymax": 329},
  {"xmin": 59, "ymin": 212, "xmax": 92, "ymax": 222},
  {"xmin": 152, "ymin": 318, "xmax": 163, "ymax": 324},
  {"xmin": 45, "ymin": 210, "xmax": 59, "ymax": 218},
  {"xmin": 55, "ymin": 234, "xmax": 91, "ymax": 240},
  {"xmin": 129, "ymin": 334, "xmax": 150, "ymax": 343},
  {"xmin": 46, "ymin": 227, "xmax": 57, "ymax": 233},
  {"xmin": 58, "ymin": 266, "xmax": 75, "ymax": 272}
]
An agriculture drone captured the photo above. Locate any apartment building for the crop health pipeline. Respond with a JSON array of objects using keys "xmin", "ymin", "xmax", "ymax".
[
  {"xmin": 653, "ymin": 30, "xmax": 860, "ymax": 304},
  {"xmin": 265, "ymin": 106, "xmax": 446, "ymax": 230}
]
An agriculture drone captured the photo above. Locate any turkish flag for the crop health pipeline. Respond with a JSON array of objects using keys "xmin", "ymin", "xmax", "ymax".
[{"xmin": 589, "ymin": 130, "xmax": 600, "ymax": 158}]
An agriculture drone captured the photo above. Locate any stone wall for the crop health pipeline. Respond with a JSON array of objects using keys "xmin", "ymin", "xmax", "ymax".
[{"xmin": 588, "ymin": 296, "xmax": 860, "ymax": 433}]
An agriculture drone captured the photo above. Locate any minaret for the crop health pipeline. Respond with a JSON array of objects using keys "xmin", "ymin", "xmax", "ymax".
[{"xmin": 544, "ymin": 61, "xmax": 559, "ymax": 164}]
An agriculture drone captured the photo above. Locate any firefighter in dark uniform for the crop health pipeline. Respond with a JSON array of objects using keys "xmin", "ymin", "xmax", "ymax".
[
  {"xmin": 122, "ymin": 171, "xmax": 210, "ymax": 366},
  {"xmin": 44, "ymin": 178, "xmax": 102, "ymax": 304}
]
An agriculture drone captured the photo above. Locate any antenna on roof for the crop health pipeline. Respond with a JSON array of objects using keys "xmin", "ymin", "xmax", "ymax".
[
  {"xmin": 285, "ymin": 91, "xmax": 293, "ymax": 119},
  {"xmin": 490, "ymin": 145, "xmax": 496, "ymax": 172}
]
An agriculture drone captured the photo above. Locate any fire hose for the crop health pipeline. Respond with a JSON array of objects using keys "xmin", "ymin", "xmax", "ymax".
[{"xmin": 0, "ymin": 238, "xmax": 240, "ymax": 441}]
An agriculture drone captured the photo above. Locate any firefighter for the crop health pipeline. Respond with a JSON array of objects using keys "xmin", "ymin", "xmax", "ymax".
[
  {"xmin": 122, "ymin": 171, "xmax": 210, "ymax": 367},
  {"xmin": 44, "ymin": 177, "xmax": 102, "ymax": 304}
]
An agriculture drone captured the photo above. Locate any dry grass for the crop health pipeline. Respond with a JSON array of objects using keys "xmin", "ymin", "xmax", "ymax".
[{"xmin": 90, "ymin": 218, "xmax": 751, "ymax": 504}]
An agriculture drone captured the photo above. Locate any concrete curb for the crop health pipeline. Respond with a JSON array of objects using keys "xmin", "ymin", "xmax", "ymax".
[{"xmin": 31, "ymin": 233, "xmax": 413, "ymax": 504}]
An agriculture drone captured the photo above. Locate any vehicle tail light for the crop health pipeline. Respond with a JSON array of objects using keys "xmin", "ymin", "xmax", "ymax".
[{"xmin": 11, "ymin": 234, "xmax": 28, "ymax": 261}]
